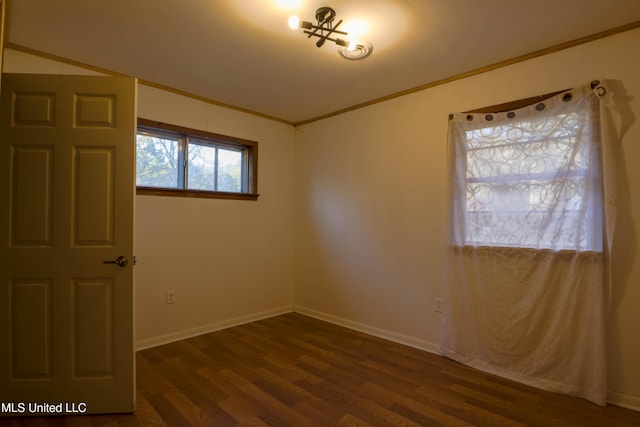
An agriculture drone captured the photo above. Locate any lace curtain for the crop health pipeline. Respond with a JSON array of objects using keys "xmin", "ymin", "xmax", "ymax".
[{"xmin": 440, "ymin": 81, "xmax": 620, "ymax": 405}]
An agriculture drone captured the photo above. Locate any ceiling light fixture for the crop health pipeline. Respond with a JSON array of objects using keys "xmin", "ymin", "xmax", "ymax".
[
  {"xmin": 289, "ymin": 6, "xmax": 373, "ymax": 59},
  {"xmin": 291, "ymin": 6, "xmax": 348, "ymax": 48},
  {"xmin": 339, "ymin": 40, "xmax": 373, "ymax": 60}
]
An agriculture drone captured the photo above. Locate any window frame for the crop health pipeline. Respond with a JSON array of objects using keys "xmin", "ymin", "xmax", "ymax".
[{"xmin": 136, "ymin": 118, "xmax": 259, "ymax": 201}]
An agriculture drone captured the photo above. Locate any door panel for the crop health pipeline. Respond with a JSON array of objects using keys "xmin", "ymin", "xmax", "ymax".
[
  {"xmin": 0, "ymin": 73, "xmax": 136, "ymax": 415},
  {"xmin": 72, "ymin": 278, "xmax": 114, "ymax": 378},
  {"xmin": 72, "ymin": 146, "xmax": 115, "ymax": 246},
  {"xmin": 10, "ymin": 279, "xmax": 52, "ymax": 379},
  {"xmin": 10, "ymin": 145, "xmax": 54, "ymax": 246}
]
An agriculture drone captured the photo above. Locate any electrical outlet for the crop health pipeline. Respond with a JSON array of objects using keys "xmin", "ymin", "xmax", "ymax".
[
  {"xmin": 435, "ymin": 297, "xmax": 444, "ymax": 313},
  {"xmin": 166, "ymin": 290, "xmax": 175, "ymax": 304}
]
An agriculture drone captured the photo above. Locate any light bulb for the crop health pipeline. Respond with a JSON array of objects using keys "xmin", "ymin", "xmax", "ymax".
[{"xmin": 288, "ymin": 15, "xmax": 300, "ymax": 30}]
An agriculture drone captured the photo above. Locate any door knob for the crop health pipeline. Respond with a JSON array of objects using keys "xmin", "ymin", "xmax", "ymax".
[{"xmin": 103, "ymin": 256, "xmax": 129, "ymax": 267}]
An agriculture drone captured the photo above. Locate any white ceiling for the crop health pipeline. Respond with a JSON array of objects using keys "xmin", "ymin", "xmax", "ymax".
[{"xmin": 7, "ymin": 0, "xmax": 640, "ymax": 125}]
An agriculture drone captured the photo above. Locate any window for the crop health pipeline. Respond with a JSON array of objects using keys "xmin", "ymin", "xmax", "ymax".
[
  {"xmin": 136, "ymin": 118, "xmax": 258, "ymax": 200},
  {"xmin": 443, "ymin": 81, "xmax": 618, "ymax": 406},
  {"xmin": 450, "ymin": 88, "xmax": 602, "ymax": 251}
]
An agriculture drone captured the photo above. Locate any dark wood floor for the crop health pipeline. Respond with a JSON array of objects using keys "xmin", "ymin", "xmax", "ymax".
[{"xmin": 3, "ymin": 312, "xmax": 639, "ymax": 426}]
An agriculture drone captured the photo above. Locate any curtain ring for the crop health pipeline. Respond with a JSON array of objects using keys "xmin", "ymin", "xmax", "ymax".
[
  {"xmin": 485, "ymin": 114, "xmax": 494, "ymax": 121},
  {"xmin": 535, "ymin": 103, "xmax": 546, "ymax": 111},
  {"xmin": 596, "ymin": 86, "xmax": 606, "ymax": 96},
  {"xmin": 507, "ymin": 112, "xmax": 516, "ymax": 118},
  {"xmin": 466, "ymin": 114, "xmax": 474, "ymax": 121},
  {"xmin": 562, "ymin": 93, "xmax": 573, "ymax": 102}
]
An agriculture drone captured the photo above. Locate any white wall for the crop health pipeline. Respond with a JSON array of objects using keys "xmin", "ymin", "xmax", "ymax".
[
  {"xmin": 134, "ymin": 86, "xmax": 296, "ymax": 348},
  {"xmin": 294, "ymin": 28, "xmax": 640, "ymax": 409},
  {"xmin": 2, "ymin": 48, "xmax": 297, "ymax": 350}
]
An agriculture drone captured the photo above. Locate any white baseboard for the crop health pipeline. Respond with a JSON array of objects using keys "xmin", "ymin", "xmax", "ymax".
[
  {"xmin": 608, "ymin": 390, "xmax": 640, "ymax": 412},
  {"xmin": 293, "ymin": 305, "xmax": 440, "ymax": 354},
  {"xmin": 135, "ymin": 305, "xmax": 294, "ymax": 351}
]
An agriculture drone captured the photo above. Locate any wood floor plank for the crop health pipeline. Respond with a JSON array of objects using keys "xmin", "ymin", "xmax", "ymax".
[
  {"xmin": 195, "ymin": 366, "xmax": 265, "ymax": 422},
  {"xmin": 217, "ymin": 368, "xmax": 315, "ymax": 426},
  {"xmin": 128, "ymin": 393, "xmax": 167, "ymax": 427},
  {"xmin": 362, "ymin": 382, "xmax": 477, "ymax": 427},
  {"xmin": 3, "ymin": 313, "xmax": 639, "ymax": 426}
]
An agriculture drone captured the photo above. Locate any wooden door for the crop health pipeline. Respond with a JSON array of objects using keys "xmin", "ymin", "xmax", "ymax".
[{"xmin": 0, "ymin": 74, "xmax": 136, "ymax": 415}]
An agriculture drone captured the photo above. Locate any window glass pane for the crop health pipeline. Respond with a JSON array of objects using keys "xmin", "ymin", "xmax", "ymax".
[
  {"xmin": 136, "ymin": 134, "xmax": 180, "ymax": 188},
  {"xmin": 187, "ymin": 142, "xmax": 216, "ymax": 191},
  {"xmin": 217, "ymin": 148, "xmax": 242, "ymax": 192},
  {"xmin": 461, "ymin": 110, "xmax": 598, "ymax": 251},
  {"xmin": 136, "ymin": 120, "xmax": 256, "ymax": 198}
]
